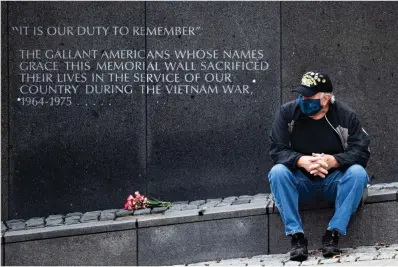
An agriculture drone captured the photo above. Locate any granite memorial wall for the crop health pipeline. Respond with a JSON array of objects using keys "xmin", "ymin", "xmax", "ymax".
[{"xmin": 1, "ymin": 2, "xmax": 397, "ymax": 220}]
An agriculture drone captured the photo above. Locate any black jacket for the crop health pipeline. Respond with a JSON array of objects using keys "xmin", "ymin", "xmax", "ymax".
[{"xmin": 269, "ymin": 99, "xmax": 371, "ymax": 172}]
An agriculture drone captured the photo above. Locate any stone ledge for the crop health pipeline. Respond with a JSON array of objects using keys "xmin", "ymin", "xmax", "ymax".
[
  {"xmin": 202, "ymin": 200, "xmax": 270, "ymax": 219},
  {"xmin": 4, "ymin": 219, "xmax": 136, "ymax": 243},
  {"xmin": 2, "ymin": 189, "xmax": 397, "ymax": 266},
  {"xmin": 136, "ymin": 200, "xmax": 270, "ymax": 228},
  {"xmin": 367, "ymin": 183, "xmax": 398, "ymax": 203},
  {"xmin": 3, "ymin": 194, "xmax": 271, "ymax": 237},
  {"xmin": 367, "ymin": 189, "xmax": 397, "ymax": 203},
  {"xmin": 136, "ymin": 209, "xmax": 202, "ymax": 228},
  {"xmin": 2, "ymin": 182, "xmax": 397, "ymax": 240}
]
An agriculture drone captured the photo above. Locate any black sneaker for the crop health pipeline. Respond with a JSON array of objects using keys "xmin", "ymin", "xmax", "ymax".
[
  {"xmin": 322, "ymin": 230, "xmax": 341, "ymax": 257},
  {"xmin": 290, "ymin": 233, "xmax": 308, "ymax": 261}
]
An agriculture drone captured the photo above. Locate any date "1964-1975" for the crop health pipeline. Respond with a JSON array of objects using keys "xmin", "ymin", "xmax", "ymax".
[{"xmin": 18, "ymin": 97, "xmax": 72, "ymax": 106}]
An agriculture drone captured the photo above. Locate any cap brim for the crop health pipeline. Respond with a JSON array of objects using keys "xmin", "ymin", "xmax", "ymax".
[{"xmin": 291, "ymin": 85, "xmax": 317, "ymax": 97}]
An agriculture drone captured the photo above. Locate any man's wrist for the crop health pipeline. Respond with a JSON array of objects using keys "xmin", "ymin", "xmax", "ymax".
[
  {"xmin": 329, "ymin": 155, "xmax": 340, "ymax": 168},
  {"xmin": 296, "ymin": 156, "xmax": 304, "ymax": 168}
]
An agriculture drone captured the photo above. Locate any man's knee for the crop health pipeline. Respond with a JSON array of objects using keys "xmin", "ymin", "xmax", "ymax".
[
  {"xmin": 268, "ymin": 164, "xmax": 292, "ymax": 183},
  {"xmin": 345, "ymin": 164, "xmax": 368, "ymax": 185}
]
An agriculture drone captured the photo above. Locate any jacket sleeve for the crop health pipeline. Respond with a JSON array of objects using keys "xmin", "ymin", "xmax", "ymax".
[
  {"xmin": 268, "ymin": 105, "xmax": 303, "ymax": 171},
  {"xmin": 333, "ymin": 113, "xmax": 371, "ymax": 171}
]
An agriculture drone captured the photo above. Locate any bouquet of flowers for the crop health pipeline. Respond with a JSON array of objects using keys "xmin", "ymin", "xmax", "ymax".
[{"xmin": 124, "ymin": 191, "xmax": 173, "ymax": 211}]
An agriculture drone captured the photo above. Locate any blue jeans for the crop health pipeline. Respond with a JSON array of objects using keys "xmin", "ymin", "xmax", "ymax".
[{"xmin": 268, "ymin": 164, "xmax": 368, "ymax": 236}]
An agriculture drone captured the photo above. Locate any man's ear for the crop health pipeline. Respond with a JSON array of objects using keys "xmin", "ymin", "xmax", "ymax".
[{"xmin": 321, "ymin": 95, "xmax": 330, "ymax": 106}]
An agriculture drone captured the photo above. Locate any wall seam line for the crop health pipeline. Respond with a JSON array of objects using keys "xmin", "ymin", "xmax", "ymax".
[
  {"xmin": 141, "ymin": 1, "xmax": 147, "ymax": 265},
  {"xmin": 280, "ymin": 1, "xmax": 283, "ymax": 106},
  {"xmin": 7, "ymin": 0, "xmax": 11, "ymax": 222},
  {"xmin": 144, "ymin": 1, "xmax": 148, "ymax": 202},
  {"xmin": 136, "ymin": 219, "xmax": 139, "ymax": 265}
]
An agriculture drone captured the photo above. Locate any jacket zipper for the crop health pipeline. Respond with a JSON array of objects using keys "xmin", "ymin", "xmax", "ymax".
[{"xmin": 324, "ymin": 115, "xmax": 346, "ymax": 151}]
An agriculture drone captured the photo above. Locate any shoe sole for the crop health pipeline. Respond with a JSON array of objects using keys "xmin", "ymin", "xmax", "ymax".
[
  {"xmin": 290, "ymin": 249, "xmax": 308, "ymax": 262},
  {"xmin": 322, "ymin": 247, "xmax": 341, "ymax": 258}
]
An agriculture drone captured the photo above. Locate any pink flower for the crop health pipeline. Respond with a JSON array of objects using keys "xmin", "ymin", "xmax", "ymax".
[
  {"xmin": 124, "ymin": 202, "xmax": 131, "ymax": 210},
  {"xmin": 127, "ymin": 195, "xmax": 134, "ymax": 201},
  {"xmin": 134, "ymin": 191, "xmax": 140, "ymax": 197}
]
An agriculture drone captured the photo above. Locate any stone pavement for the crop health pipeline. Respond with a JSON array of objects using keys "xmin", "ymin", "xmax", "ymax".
[
  {"xmin": 179, "ymin": 244, "xmax": 398, "ymax": 266},
  {"xmin": 318, "ymin": 259, "xmax": 398, "ymax": 266}
]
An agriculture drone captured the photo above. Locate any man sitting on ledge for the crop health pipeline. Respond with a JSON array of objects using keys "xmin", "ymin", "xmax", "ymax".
[{"xmin": 268, "ymin": 71, "xmax": 371, "ymax": 261}]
